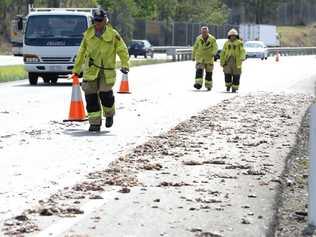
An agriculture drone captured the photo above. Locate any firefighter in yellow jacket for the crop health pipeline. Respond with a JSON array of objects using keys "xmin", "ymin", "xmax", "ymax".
[
  {"xmin": 192, "ymin": 26, "xmax": 218, "ymax": 91},
  {"xmin": 220, "ymin": 29, "xmax": 246, "ymax": 93},
  {"xmin": 72, "ymin": 9, "xmax": 129, "ymax": 132}
]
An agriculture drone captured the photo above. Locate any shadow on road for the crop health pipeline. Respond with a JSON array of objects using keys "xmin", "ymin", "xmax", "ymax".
[
  {"xmin": 14, "ymin": 82, "xmax": 73, "ymax": 87},
  {"xmin": 189, "ymin": 89, "xmax": 212, "ymax": 93},
  {"xmin": 63, "ymin": 128, "xmax": 115, "ymax": 137}
]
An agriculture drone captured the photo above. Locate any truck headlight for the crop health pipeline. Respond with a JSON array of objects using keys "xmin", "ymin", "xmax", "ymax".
[{"xmin": 23, "ymin": 54, "xmax": 40, "ymax": 63}]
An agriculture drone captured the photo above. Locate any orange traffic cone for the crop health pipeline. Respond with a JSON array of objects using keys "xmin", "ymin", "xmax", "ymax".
[
  {"xmin": 63, "ymin": 75, "xmax": 87, "ymax": 122},
  {"xmin": 276, "ymin": 50, "xmax": 280, "ymax": 62},
  {"xmin": 118, "ymin": 73, "xmax": 131, "ymax": 94}
]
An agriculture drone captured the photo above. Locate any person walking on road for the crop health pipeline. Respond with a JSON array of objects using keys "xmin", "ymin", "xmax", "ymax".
[
  {"xmin": 220, "ymin": 29, "xmax": 246, "ymax": 93},
  {"xmin": 72, "ymin": 9, "xmax": 129, "ymax": 132},
  {"xmin": 192, "ymin": 26, "xmax": 218, "ymax": 91}
]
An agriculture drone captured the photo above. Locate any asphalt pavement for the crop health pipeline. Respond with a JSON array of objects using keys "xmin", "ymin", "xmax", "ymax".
[{"xmin": 0, "ymin": 56, "xmax": 316, "ymax": 236}]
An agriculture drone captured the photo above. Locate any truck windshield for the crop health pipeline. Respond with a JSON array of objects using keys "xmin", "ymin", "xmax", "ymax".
[{"xmin": 25, "ymin": 15, "xmax": 87, "ymax": 46}]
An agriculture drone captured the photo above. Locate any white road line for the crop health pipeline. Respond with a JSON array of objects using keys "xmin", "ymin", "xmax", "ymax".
[{"xmin": 36, "ymin": 189, "xmax": 119, "ymax": 237}]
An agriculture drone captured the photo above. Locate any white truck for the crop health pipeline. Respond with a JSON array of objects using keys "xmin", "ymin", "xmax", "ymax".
[
  {"xmin": 22, "ymin": 7, "xmax": 97, "ymax": 85},
  {"xmin": 239, "ymin": 24, "xmax": 280, "ymax": 47}
]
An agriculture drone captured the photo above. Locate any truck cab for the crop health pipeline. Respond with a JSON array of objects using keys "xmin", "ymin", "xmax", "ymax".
[{"xmin": 23, "ymin": 8, "xmax": 95, "ymax": 85}]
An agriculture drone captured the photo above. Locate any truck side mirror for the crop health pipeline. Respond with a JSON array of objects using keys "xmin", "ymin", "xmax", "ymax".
[{"xmin": 17, "ymin": 17, "xmax": 23, "ymax": 31}]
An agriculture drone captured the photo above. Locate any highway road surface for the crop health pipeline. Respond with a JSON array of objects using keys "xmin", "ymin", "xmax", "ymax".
[{"xmin": 0, "ymin": 56, "xmax": 315, "ymax": 236}]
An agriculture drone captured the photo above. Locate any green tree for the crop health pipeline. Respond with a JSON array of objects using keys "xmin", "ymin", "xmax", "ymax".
[
  {"xmin": 134, "ymin": 0, "xmax": 157, "ymax": 19},
  {"xmin": 155, "ymin": 0, "xmax": 177, "ymax": 22},
  {"xmin": 97, "ymin": 0, "xmax": 137, "ymax": 43},
  {"xmin": 174, "ymin": 0, "xmax": 229, "ymax": 24},
  {"xmin": 229, "ymin": 0, "xmax": 285, "ymax": 24},
  {"xmin": 34, "ymin": 0, "xmax": 96, "ymax": 8}
]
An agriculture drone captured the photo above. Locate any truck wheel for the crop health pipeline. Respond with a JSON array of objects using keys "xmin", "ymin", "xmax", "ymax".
[
  {"xmin": 28, "ymin": 73, "xmax": 38, "ymax": 85},
  {"xmin": 43, "ymin": 77, "xmax": 50, "ymax": 84},
  {"xmin": 50, "ymin": 76, "xmax": 58, "ymax": 84}
]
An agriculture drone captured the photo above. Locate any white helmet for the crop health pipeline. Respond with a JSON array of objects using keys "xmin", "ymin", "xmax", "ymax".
[{"xmin": 228, "ymin": 28, "xmax": 238, "ymax": 37}]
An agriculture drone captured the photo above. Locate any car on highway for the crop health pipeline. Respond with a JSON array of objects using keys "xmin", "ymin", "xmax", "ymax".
[
  {"xmin": 244, "ymin": 41, "xmax": 268, "ymax": 60},
  {"xmin": 214, "ymin": 38, "xmax": 227, "ymax": 61},
  {"xmin": 128, "ymin": 39, "xmax": 154, "ymax": 58}
]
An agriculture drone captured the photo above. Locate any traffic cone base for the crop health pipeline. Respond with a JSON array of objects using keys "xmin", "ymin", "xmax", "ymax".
[
  {"xmin": 118, "ymin": 80, "xmax": 131, "ymax": 94},
  {"xmin": 64, "ymin": 75, "xmax": 87, "ymax": 122},
  {"xmin": 67, "ymin": 101, "xmax": 87, "ymax": 121},
  {"xmin": 118, "ymin": 74, "xmax": 131, "ymax": 94}
]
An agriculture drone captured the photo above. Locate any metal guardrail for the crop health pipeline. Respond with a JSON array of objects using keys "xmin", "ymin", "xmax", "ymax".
[
  {"xmin": 153, "ymin": 46, "xmax": 316, "ymax": 62},
  {"xmin": 268, "ymin": 47, "xmax": 316, "ymax": 57},
  {"xmin": 152, "ymin": 46, "xmax": 189, "ymax": 53},
  {"xmin": 153, "ymin": 46, "xmax": 193, "ymax": 61},
  {"xmin": 167, "ymin": 48, "xmax": 193, "ymax": 61}
]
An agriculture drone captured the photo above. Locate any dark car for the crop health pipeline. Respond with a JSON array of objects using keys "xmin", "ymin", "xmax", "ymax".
[{"xmin": 128, "ymin": 40, "xmax": 154, "ymax": 58}]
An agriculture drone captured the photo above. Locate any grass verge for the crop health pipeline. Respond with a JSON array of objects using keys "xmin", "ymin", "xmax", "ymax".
[
  {"xmin": 277, "ymin": 23, "xmax": 316, "ymax": 47},
  {"xmin": 0, "ymin": 59, "xmax": 172, "ymax": 83},
  {"xmin": 0, "ymin": 65, "xmax": 27, "ymax": 83}
]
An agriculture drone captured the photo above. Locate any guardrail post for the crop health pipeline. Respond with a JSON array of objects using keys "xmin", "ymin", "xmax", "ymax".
[{"xmin": 309, "ymin": 105, "xmax": 316, "ymax": 227}]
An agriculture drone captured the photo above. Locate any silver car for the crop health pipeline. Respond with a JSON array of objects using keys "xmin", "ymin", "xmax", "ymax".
[{"xmin": 244, "ymin": 41, "xmax": 268, "ymax": 60}]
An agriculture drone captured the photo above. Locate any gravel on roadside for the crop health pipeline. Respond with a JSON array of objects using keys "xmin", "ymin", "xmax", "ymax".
[
  {"xmin": 2, "ymin": 92, "xmax": 314, "ymax": 237},
  {"xmin": 274, "ymin": 105, "xmax": 316, "ymax": 237}
]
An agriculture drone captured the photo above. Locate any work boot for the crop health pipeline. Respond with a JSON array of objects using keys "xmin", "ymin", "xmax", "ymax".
[
  {"xmin": 194, "ymin": 83, "xmax": 202, "ymax": 90},
  {"xmin": 232, "ymin": 88, "xmax": 237, "ymax": 93},
  {"xmin": 89, "ymin": 124, "xmax": 101, "ymax": 132},
  {"xmin": 206, "ymin": 86, "xmax": 212, "ymax": 91},
  {"xmin": 226, "ymin": 87, "xmax": 231, "ymax": 92},
  {"xmin": 106, "ymin": 116, "xmax": 114, "ymax": 128}
]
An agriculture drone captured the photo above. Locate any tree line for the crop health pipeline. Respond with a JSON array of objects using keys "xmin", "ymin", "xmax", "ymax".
[{"xmin": 1, "ymin": 0, "xmax": 315, "ymax": 41}]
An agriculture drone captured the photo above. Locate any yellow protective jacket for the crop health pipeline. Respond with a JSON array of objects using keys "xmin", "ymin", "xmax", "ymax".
[
  {"xmin": 192, "ymin": 34, "xmax": 218, "ymax": 64},
  {"xmin": 73, "ymin": 24, "xmax": 129, "ymax": 85},
  {"xmin": 220, "ymin": 39, "xmax": 246, "ymax": 69}
]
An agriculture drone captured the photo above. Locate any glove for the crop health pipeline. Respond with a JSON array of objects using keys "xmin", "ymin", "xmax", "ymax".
[
  {"xmin": 120, "ymin": 68, "xmax": 129, "ymax": 74},
  {"xmin": 73, "ymin": 73, "xmax": 79, "ymax": 77},
  {"xmin": 69, "ymin": 73, "xmax": 79, "ymax": 80},
  {"xmin": 67, "ymin": 73, "xmax": 79, "ymax": 80}
]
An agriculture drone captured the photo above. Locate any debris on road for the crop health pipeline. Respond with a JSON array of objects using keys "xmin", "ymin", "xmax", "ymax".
[{"xmin": 2, "ymin": 92, "xmax": 313, "ymax": 236}]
